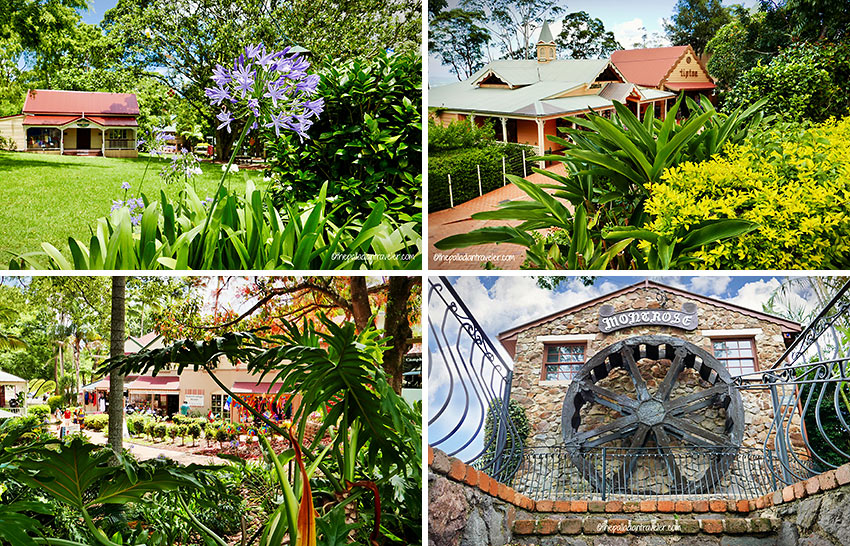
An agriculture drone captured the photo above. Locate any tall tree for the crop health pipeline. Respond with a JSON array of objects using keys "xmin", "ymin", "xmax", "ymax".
[
  {"xmin": 664, "ymin": 0, "xmax": 731, "ymax": 55},
  {"xmin": 556, "ymin": 11, "xmax": 621, "ymax": 59},
  {"xmin": 107, "ymin": 276, "xmax": 126, "ymax": 455},
  {"xmin": 430, "ymin": 8, "xmax": 491, "ymax": 80},
  {"xmin": 461, "ymin": 0, "xmax": 566, "ymax": 60}
]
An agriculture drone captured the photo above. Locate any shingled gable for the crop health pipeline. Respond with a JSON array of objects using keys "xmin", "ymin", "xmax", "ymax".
[
  {"xmin": 611, "ymin": 45, "xmax": 715, "ymax": 91},
  {"xmin": 497, "ymin": 280, "xmax": 802, "ymax": 357}
]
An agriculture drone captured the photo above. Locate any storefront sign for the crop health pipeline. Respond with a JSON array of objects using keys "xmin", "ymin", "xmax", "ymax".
[
  {"xmin": 76, "ymin": 120, "xmax": 90, "ymax": 128},
  {"xmin": 185, "ymin": 394, "xmax": 204, "ymax": 407},
  {"xmin": 598, "ymin": 303, "xmax": 698, "ymax": 333}
]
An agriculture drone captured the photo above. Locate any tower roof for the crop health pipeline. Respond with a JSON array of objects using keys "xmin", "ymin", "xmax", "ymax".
[{"xmin": 537, "ymin": 21, "xmax": 554, "ymax": 44}]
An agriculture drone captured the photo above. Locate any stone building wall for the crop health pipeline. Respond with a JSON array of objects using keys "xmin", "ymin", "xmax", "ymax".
[{"xmin": 507, "ymin": 287, "xmax": 793, "ymax": 450}]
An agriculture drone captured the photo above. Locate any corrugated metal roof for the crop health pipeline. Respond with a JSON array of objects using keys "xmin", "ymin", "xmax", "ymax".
[
  {"xmin": 23, "ymin": 90, "xmax": 140, "ymax": 116},
  {"xmin": 22, "ymin": 115, "xmax": 80, "ymax": 126},
  {"xmin": 87, "ymin": 116, "xmax": 139, "ymax": 127},
  {"xmin": 611, "ymin": 46, "xmax": 690, "ymax": 87},
  {"xmin": 431, "ymin": 59, "xmax": 620, "ymax": 116},
  {"xmin": 600, "ymin": 82, "xmax": 635, "ymax": 102},
  {"xmin": 0, "ymin": 370, "xmax": 26, "ymax": 383}
]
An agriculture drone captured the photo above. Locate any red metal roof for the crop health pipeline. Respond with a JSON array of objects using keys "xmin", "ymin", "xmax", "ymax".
[
  {"xmin": 23, "ymin": 90, "xmax": 139, "ymax": 116},
  {"xmin": 611, "ymin": 46, "xmax": 690, "ymax": 87},
  {"xmin": 665, "ymin": 82, "xmax": 716, "ymax": 91},
  {"xmin": 232, "ymin": 382, "xmax": 281, "ymax": 394},
  {"xmin": 22, "ymin": 115, "xmax": 80, "ymax": 126},
  {"xmin": 126, "ymin": 376, "xmax": 180, "ymax": 392}
]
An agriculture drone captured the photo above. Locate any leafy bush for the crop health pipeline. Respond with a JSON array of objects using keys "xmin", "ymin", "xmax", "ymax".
[
  {"xmin": 429, "ymin": 142, "xmax": 534, "ymax": 211},
  {"xmin": 725, "ymin": 42, "xmax": 850, "ymax": 123},
  {"xmin": 428, "ymin": 118, "xmax": 496, "ymax": 151},
  {"xmin": 127, "ymin": 414, "xmax": 148, "ymax": 436},
  {"xmin": 154, "ymin": 421, "xmax": 167, "ymax": 441},
  {"xmin": 144, "ymin": 419, "xmax": 156, "ymax": 440},
  {"xmin": 643, "ymin": 116, "xmax": 850, "ymax": 269},
  {"xmin": 83, "ymin": 414, "xmax": 109, "ymax": 432},
  {"xmin": 268, "ymin": 50, "xmax": 422, "ymax": 225},
  {"xmin": 28, "ymin": 404, "xmax": 50, "ymax": 420},
  {"xmin": 47, "ymin": 395, "xmax": 63, "ymax": 413},
  {"xmin": 187, "ymin": 422, "xmax": 202, "ymax": 446}
]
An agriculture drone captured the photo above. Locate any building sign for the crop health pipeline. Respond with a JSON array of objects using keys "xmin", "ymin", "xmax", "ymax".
[
  {"xmin": 76, "ymin": 120, "xmax": 90, "ymax": 128},
  {"xmin": 185, "ymin": 394, "xmax": 204, "ymax": 407},
  {"xmin": 598, "ymin": 303, "xmax": 698, "ymax": 333},
  {"xmin": 679, "ymin": 69, "xmax": 699, "ymax": 78}
]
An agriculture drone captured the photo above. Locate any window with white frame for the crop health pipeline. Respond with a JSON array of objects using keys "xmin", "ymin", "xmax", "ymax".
[{"xmin": 542, "ymin": 344, "xmax": 585, "ymax": 381}]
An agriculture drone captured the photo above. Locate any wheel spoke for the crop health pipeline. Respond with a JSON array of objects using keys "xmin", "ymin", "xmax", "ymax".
[
  {"xmin": 578, "ymin": 379, "xmax": 639, "ymax": 411},
  {"xmin": 667, "ymin": 384, "xmax": 729, "ymax": 415},
  {"xmin": 657, "ymin": 348, "xmax": 686, "ymax": 400},
  {"xmin": 571, "ymin": 414, "xmax": 638, "ymax": 447},
  {"xmin": 620, "ymin": 346, "xmax": 650, "ymax": 401},
  {"xmin": 611, "ymin": 424, "xmax": 651, "ymax": 492},
  {"xmin": 652, "ymin": 425, "xmax": 686, "ymax": 490},
  {"xmin": 665, "ymin": 416, "xmax": 729, "ymax": 446}
]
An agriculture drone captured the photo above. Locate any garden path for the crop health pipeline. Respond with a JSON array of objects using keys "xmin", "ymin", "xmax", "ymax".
[
  {"xmin": 428, "ymin": 163, "xmax": 568, "ymax": 270},
  {"xmin": 83, "ymin": 429, "xmax": 225, "ymax": 466}
]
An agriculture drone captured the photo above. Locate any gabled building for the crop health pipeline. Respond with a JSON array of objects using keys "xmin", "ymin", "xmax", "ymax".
[
  {"xmin": 0, "ymin": 89, "xmax": 140, "ymax": 157},
  {"xmin": 429, "ymin": 22, "xmax": 676, "ymax": 161},
  {"xmin": 611, "ymin": 45, "xmax": 716, "ymax": 105}
]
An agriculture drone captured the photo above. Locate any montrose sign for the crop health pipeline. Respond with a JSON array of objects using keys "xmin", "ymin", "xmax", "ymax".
[{"xmin": 598, "ymin": 303, "xmax": 698, "ymax": 333}]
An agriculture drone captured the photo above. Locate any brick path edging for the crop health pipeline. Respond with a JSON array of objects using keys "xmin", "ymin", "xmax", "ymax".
[{"xmin": 429, "ymin": 445, "xmax": 850, "ymax": 517}]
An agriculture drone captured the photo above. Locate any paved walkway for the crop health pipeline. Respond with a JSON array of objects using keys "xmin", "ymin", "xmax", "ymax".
[
  {"xmin": 84, "ymin": 429, "xmax": 224, "ymax": 465},
  {"xmin": 429, "ymin": 163, "xmax": 568, "ymax": 270}
]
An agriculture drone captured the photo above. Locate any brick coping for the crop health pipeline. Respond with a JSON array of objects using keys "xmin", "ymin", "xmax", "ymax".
[{"xmin": 429, "ymin": 445, "xmax": 850, "ymax": 516}]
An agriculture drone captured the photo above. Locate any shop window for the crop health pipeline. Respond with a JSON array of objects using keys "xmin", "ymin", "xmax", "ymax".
[
  {"xmin": 211, "ymin": 394, "xmax": 231, "ymax": 419},
  {"xmin": 26, "ymin": 127, "xmax": 60, "ymax": 149},
  {"xmin": 712, "ymin": 338, "xmax": 757, "ymax": 375},
  {"xmin": 542, "ymin": 343, "xmax": 585, "ymax": 381},
  {"xmin": 106, "ymin": 128, "xmax": 135, "ymax": 149}
]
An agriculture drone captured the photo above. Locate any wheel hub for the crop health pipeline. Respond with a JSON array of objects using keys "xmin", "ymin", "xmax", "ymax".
[{"xmin": 636, "ymin": 399, "xmax": 666, "ymax": 426}]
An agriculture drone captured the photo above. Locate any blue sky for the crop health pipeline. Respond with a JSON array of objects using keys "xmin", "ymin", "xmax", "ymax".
[
  {"xmin": 429, "ymin": 0, "xmax": 759, "ymax": 84},
  {"xmin": 80, "ymin": 0, "xmax": 116, "ymax": 24},
  {"xmin": 427, "ymin": 275, "xmax": 821, "ymax": 460}
]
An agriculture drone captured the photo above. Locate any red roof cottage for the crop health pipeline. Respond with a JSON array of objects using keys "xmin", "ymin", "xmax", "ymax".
[
  {"xmin": 611, "ymin": 45, "xmax": 716, "ymax": 107},
  {"xmin": 0, "ymin": 89, "xmax": 140, "ymax": 157}
]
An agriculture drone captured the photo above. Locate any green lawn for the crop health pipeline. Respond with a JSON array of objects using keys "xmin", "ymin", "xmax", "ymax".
[{"xmin": 0, "ymin": 151, "xmax": 271, "ymax": 260}]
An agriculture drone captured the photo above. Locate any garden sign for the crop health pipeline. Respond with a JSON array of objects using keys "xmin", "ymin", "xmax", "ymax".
[{"xmin": 598, "ymin": 303, "xmax": 698, "ymax": 333}]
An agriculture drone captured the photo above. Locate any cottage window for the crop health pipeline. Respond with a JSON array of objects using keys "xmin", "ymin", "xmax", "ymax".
[
  {"xmin": 210, "ymin": 393, "xmax": 231, "ymax": 419},
  {"xmin": 542, "ymin": 343, "xmax": 585, "ymax": 381},
  {"xmin": 712, "ymin": 338, "xmax": 757, "ymax": 375},
  {"xmin": 26, "ymin": 127, "xmax": 60, "ymax": 149}
]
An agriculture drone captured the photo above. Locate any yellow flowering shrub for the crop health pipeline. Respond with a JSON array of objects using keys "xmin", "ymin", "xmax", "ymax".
[{"xmin": 644, "ymin": 117, "xmax": 850, "ymax": 269}]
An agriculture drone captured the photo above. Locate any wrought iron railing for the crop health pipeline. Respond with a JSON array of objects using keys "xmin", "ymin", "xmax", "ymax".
[
  {"xmin": 428, "ymin": 276, "xmax": 523, "ymax": 482},
  {"xmin": 734, "ymin": 279, "xmax": 850, "ymax": 485},
  {"xmin": 509, "ymin": 446, "xmax": 808, "ymax": 501}
]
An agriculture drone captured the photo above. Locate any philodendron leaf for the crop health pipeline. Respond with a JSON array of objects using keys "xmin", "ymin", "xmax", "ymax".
[{"xmin": 678, "ymin": 219, "xmax": 758, "ymax": 252}]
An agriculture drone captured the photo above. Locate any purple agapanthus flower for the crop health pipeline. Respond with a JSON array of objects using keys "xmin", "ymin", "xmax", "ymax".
[
  {"xmin": 111, "ymin": 200, "xmax": 123, "ymax": 212},
  {"xmin": 212, "ymin": 64, "xmax": 231, "ymax": 86},
  {"xmin": 217, "ymin": 110, "xmax": 234, "ymax": 133},
  {"xmin": 205, "ymin": 86, "xmax": 230, "ymax": 105},
  {"xmin": 247, "ymin": 98, "xmax": 260, "ymax": 116},
  {"xmin": 264, "ymin": 83, "xmax": 287, "ymax": 107},
  {"xmin": 232, "ymin": 63, "xmax": 255, "ymax": 98},
  {"xmin": 121, "ymin": 181, "xmax": 131, "ymax": 190},
  {"xmin": 244, "ymin": 44, "xmax": 263, "ymax": 59},
  {"xmin": 264, "ymin": 111, "xmax": 288, "ymax": 137}
]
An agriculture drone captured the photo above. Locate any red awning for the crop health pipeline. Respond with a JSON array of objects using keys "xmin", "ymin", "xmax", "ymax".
[
  {"xmin": 87, "ymin": 116, "xmax": 139, "ymax": 127},
  {"xmin": 232, "ymin": 382, "xmax": 281, "ymax": 395},
  {"xmin": 82, "ymin": 375, "xmax": 138, "ymax": 392},
  {"xmin": 665, "ymin": 82, "xmax": 716, "ymax": 91},
  {"xmin": 22, "ymin": 115, "xmax": 80, "ymax": 126},
  {"xmin": 126, "ymin": 376, "xmax": 180, "ymax": 393}
]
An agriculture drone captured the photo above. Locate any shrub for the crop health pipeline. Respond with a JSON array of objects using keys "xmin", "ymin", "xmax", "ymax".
[
  {"xmin": 47, "ymin": 395, "xmax": 63, "ymax": 413},
  {"xmin": 83, "ymin": 414, "xmax": 109, "ymax": 432},
  {"xmin": 144, "ymin": 419, "xmax": 156, "ymax": 440},
  {"xmin": 268, "ymin": 50, "xmax": 422, "ymax": 225},
  {"xmin": 725, "ymin": 42, "xmax": 850, "ymax": 123},
  {"xmin": 428, "ymin": 143, "xmax": 534, "ymax": 212},
  {"xmin": 428, "ymin": 118, "xmax": 496, "ymax": 152},
  {"xmin": 176, "ymin": 424, "xmax": 188, "ymax": 445},
  {"xmin": 644, "ymin": 116, "xmax": 850, "ymax": 269},
  {"xmin": 28, "ymin": 404, "xmax": 51, "ymax": 420},
  {"xmin": 187, "ymin": 422, "xmax": 202, "ymax": 446},
  {"xmin": 154, "ymin": 422, "xmax": 167, "ymax": 441},
  {"xmin": 127, "ymin": 415, "xmax": 148, "ymax": 436}
]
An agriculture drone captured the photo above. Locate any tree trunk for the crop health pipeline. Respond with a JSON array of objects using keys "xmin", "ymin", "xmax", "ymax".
[
  {"xmin": 107, "ymin": 276, "xmax": 126, "ymax": 456},
  {"xmin": 54, "ymin": 351, "xmax": 60, "ymax": 396},
  {"xmin": 381, "ymin": 277, "xmax": 415, "ymax": 394},
  {"xmin": 349, "ymin": 277, "xmax": 372, "ymax": 332},
  {"xmin": 73, "ymin": 336, "xmax": 81, "ymax": 405}
]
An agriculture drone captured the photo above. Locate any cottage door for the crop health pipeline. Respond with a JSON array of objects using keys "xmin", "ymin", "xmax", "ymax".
[
  {"xmin": 78, "ymin": 128, "xmax": 91, "ymax": 149},
  {"xmin": 0, "ymin": 386, "xmax": 5, "ymax": 408}
]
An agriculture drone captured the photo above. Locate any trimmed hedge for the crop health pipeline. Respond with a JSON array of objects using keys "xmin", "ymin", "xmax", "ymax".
[
  {"xmin": 429, "ymin": 143, "xmax": 534, "ymax": 212},
  {"xmin": 83, "ymin": 414, "xmax": 109, "ymax": 431},
  {"xmin": 28, "ymin": 404, "xmax": 50, "ymax": 419}
]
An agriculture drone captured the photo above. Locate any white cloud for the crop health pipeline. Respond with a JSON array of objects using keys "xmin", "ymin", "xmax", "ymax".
[
  {"xmin": 612, "ymin": 18, "xmax": 647, "ymax": 49},
  {"xmin": 689, "ymin": 276, "xmax": 733, "ymax": 297},
  {"xmin": 727, "ymin": 278, "xmax": 783, "ymax": 313}
]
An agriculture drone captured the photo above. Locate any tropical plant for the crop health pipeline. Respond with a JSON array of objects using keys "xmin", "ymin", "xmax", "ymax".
[
  {"xmin": 435, "ymin": 95, "xmax": 768, "ymax": 269},
  {"xmin": 101, "ymin": 318, "xmax": 422, "ymax": 545}
]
